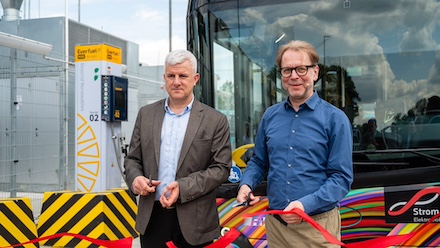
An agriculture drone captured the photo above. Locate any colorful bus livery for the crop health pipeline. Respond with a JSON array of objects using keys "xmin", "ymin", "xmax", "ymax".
[
  {"xmin": 187, "ymin": 0, "xmax": 440, "ymax": 246},
  {"xmin": 215, "ymin": 183, "xmax": 440, "ymax": 247}
]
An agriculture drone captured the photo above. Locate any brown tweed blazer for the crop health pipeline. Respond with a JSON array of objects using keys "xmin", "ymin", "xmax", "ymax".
[{"xmin": 124, "ymin": 98, "xmax": 232, "ymax": 245}]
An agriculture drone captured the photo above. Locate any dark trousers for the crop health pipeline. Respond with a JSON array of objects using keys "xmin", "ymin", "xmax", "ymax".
[{"xmin": 140, "ymin": 201, "xmax": 212, "ymax": 248}]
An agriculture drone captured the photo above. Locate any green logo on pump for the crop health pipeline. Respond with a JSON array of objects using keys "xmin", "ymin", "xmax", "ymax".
[{"xmin": 94, "ymin": 68, "xmax": 99, "ymax": 81}]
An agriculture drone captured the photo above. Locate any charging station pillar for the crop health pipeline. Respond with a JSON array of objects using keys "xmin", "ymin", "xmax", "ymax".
[{"xmin": 74, "ymin": 43, "xmax": 127, "ymax": 192}]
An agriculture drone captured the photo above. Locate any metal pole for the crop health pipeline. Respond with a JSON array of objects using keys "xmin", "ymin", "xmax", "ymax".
[
  {"xmin": 78, "ymin": 0, "xmax": 81, "ymax": 22},
  {"xmin": 169, "ymin": 0, "xmax": 172, "ymax": 52},
  {"xmin": 63, "ymin": 0, "xmax": 70, "ymax": 190},
  {"xmin": 9, "ymin": 48, "xmax": 17, "ymax": 197}
]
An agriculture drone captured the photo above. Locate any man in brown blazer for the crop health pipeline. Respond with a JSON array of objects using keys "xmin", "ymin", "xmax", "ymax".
[{"xmin": 124, "ymin": 49, "xmax": 232, "ymax": 248}]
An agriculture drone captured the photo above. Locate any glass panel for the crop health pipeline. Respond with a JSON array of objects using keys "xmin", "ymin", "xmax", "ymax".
[
  {"xmin": 214, "ymin": 43, "xmax": 236, "ymax": 149},
  {"xmin": 189, "ymin": 0, "xmax": 440, "ymax": 170}
]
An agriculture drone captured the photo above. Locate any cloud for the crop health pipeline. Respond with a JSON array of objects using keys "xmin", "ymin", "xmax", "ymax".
[
  {"xmin": 134, "ymin": 6, "xmax": 164, "ymax": 22},
  {"xmin": 137, "ymin": 34, "xmax": 186, "ymax": 66}
]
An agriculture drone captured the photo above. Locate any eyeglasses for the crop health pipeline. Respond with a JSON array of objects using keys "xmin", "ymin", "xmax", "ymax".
[{"xmin": 279, "ymin": 65, "xmax": 316, "ymax": 78}]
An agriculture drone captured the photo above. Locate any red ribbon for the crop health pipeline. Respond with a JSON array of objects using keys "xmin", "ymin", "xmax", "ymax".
[
  {"xmin": 0, "ymin": 233, "xmax": 132, "ymax": 248},
  {"xmin": 166, "ymin": 227, "xmax": 241, "ymax": 248},
  {"xmin": 165, "ymin": 209, "xmax": 440, "ymax": 248},
  {"xmin": 8, "ymin": 209, "xmax": 436, "ymax": 248},
  {"xmin": 205, "ymin": 228, "xmax": 241, "ymax": 248},
  {"xmin": 244, "ymin": 209, "xmax": 440, "ymax": 248}
]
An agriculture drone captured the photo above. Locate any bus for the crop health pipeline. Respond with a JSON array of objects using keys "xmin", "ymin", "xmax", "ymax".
[{"xmin": 187, "ymin": 0, "xmax": 440, "ymax": 247}]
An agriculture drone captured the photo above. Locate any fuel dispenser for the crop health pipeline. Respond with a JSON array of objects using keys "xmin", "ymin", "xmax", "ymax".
[{"xmin": 74, "ymin": 43, "xmax": 128, "ymax": 192}]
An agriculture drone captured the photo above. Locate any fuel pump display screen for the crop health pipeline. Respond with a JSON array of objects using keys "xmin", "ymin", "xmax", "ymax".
[
  {"xmin": 101, "ymin": 76, "xmax": 128, "ymax": 121},
  {"xmin": 115, "ymin": 90, "xmax": 126, "ymax": 110}
]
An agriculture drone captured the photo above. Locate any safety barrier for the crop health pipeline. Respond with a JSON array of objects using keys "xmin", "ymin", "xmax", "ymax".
[
  {"xmin": 0, "ymin": 189, "xmax": 138, "ymax": 248},
  {"xmin": 0, "ymin": 197, "xmax": 39, "ymax": 248}
]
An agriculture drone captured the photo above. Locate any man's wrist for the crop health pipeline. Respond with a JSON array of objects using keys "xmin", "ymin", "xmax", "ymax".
[{"xmin": 238, "ymin": 183, "xmax": 252, "ymax": 192}]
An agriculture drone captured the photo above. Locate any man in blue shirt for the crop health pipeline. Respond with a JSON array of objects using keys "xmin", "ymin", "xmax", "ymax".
[{"xmin": 236, "ymin": 40, "xmax": 353, "ymax": 247}]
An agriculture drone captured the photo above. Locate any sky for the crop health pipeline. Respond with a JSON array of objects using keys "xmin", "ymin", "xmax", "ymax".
[{"xmin": 2, "ymin": 0, "xmax": 189, "ymax": 66}]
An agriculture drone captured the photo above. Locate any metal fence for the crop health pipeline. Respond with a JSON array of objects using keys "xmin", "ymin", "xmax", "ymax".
[{"xmin": 0, "ymin": 47, "xmax": 75, "ymax": 219}]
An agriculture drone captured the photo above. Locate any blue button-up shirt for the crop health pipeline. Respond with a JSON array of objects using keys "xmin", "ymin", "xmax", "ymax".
[
  {"xmin": 240, "ymin": 92, "xmax": 353, "ymax": 215},
  {"xmin": 155, "ymin": 97, "xmax": 193, "ymax": 200}
]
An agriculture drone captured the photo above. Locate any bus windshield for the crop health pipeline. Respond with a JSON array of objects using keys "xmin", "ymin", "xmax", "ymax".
[{"xmin": 187, "ymin": 0, "xmax": 440, "ymax": 187}]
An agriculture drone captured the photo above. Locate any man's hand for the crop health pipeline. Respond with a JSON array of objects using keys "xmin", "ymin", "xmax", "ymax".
[
  {"xmin": 281, "ymin": 200, "xmax": 305, "ymax": 224},
  {"xmin": 236, "ymin": 184, "xmax": 259, "ymax": 206},
  {"xmin": 160, "ymin": 181, "xmax": 180, "ymax": 208},
  {"xmin": 132, "ymin": 176, "xmax": 160, "ymax": 196}
]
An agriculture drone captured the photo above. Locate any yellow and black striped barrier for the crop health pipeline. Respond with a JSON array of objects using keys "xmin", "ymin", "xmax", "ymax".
[
  {"xmin": 37, "ymin": 189, "xmax": 138, "ymax": 247},
  {"xmin": 0, "ymin": 197, "xmax": 39, "ymax": 248}
]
